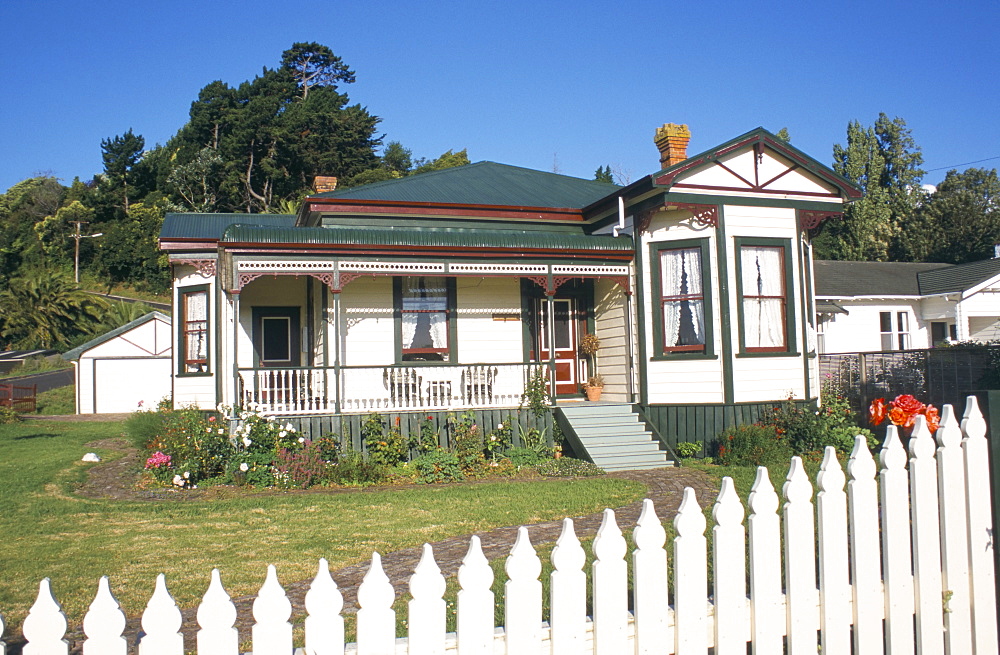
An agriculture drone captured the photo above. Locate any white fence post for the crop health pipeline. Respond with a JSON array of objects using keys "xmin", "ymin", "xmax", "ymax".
[
  {"xmin": 356, "ymin": 553, "xmax": 395, "ymax": 655},
  {"xmin": 305, "ymin": 558, "xmax": 345, "ymax": 655},
  {"xmin": 457, "ymin": 535, "xmax": 494, "ymax": 655},
  {"xmin": 712, "ymin": 478, "xmax": 746, "ymax": 655},
  {"xmin": 22, "ymin": 578, "xmax": 68, "ymax": 655},
  {"xmin": 783, "ymin": 457, "xmax": 818, "ymax": 655},
  {"xmin": 748, "ymin": 466, "xmax": 783, "ymax": 655},
  {"xmin": 936, "ymin": 405, "xmax": 973, "ymax": 654},
  {"xmin": 817, "ymin": 447, "xmax": 851, "ymax": 654},
  {"xmin": 880, "ymin": 425, "xmax": 915, "ymax": 654},
  {"xmin": 196, "ymin": 569, "xmax": 238, "ymax": 655},
  {"xmin": 633, "ymin": 499, "xmax": 670, "ymax": 654},
  {"xmin": 592, "ymin": 508, "xmax": 628, "ymax": 654},
  {"xmin": 252, "ymin": 565, "xmax": 293, "ymax": 655},
  {"xmin": 505, "ymin": 527, "xmax": 542, "ymax": 654},
  {"xmin": 962, "ymin": 395, "xmax": 999, "ymax": 655},
  {"xmin": 673, "ymin": 487, "xmax": 707, "ymax": 655},
  {"xmin": 138, "ymin": 574, "xmax": 183, "ymax": 655},
  {"xmin": 549, "ymin": 518, "xmax": 587, "ymax": 655},
  {"xmin": 408, "ymin": 545, "xmax": 445, "ymax": 655},
  {"xmin": 847, "ymin": 436, "xmax": 883, "ymax": 655},
  {"xmin": 910, "ymin": 415, "xmax": 946, "ymax": 655},
  {"xmin": 0, "ymin": 609, "xmax": 6, "ymax": 655},
  {"xmin": 83, "ymin": 576, "xmax": 127, "ymax": 655}
]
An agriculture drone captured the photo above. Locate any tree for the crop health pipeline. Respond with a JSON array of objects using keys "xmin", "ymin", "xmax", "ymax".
[
  {"xmin": 775, "ymin": 127, "xmax": 791, "ymax": 143},
  {"xmin": 412, "ymin": 149, "xmax": 470, "ymax": 175},
  {"xmin": 901, "ymin": 168, "xmax": 1000, "ymax": 263},
  {"xmin": 382, "ymin": 141, "xmax": 412, "ymax": 176},
  {"xmin": 100, "ymin": 129, "xmax": 146, "ymax": 213},
  {"xmin": 34, "ymin": 200, "xmax": 95, "ymax": 261},
  {"xmin": 167, "ymin": 147, "xmax": 224, "ymax": 212},
  {"xmin": 814, "ymin": 114, "xmax": 925, "ymax": 261},
  {"xmin": 281, "ymin": 42, "xmax": 355, "ymax": 100},
  {"xmin": 594, "ymin": 165, "xmax": 614, "ymax": 183},
  {"xmin": 94, "ymin": 200, "xmax": 169, "ymax": 291},
  {"xmin": 0, "ymin": 177, "xmax": 65, "ymax": 281},
  {"xmin": 0, "ymin": 271, "xmax": 106, "ymax": 349}
]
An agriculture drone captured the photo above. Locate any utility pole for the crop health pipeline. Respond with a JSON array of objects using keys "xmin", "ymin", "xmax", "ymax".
[{"xmin": 72, "ymin": 221, "xmax": 103, "ymax": 284}]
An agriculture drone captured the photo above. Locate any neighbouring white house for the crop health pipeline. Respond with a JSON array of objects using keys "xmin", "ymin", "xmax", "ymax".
[
  {"xmin": 814, "ymin": 258, "xmax": 1000, "ymax": 353},
  {"xmin": 62, "ymin": 311, "xmax": 173, "ymax": 413},
  {"xmin": 157, "ymin": 125, "xmax": 862, "ymax": 463}
]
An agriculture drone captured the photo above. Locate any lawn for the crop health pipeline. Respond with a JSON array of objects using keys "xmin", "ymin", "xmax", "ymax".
[{"xmin": 0, "ymin": 418, "xmax": 645, "ymax": 636}]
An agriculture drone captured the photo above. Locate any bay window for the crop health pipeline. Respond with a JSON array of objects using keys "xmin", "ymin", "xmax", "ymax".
[{"xmin": 737, "ymin": 239, "xmax": 795, "ymax": 354}]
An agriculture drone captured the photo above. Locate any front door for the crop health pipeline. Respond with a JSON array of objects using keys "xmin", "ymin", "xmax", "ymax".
[
  {"xmin": 537, "ymin": 298, "xmax": 580, "ymax": 395},
  {"xmin": 252, "ymin": 307, "xmax": 301, "ymax": 368}
]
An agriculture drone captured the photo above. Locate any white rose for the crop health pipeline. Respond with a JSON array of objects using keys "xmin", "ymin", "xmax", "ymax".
[
  {"xmin": 298, "ymin": 436, "xmax": 305, "ymax": 443},
  {"xmin": 173, "ymin": 475, "xmax": 184, "ymax": 487},
  {"xmin": 183, "ymin": 471, "xmax": 190, "ymax": 479},
  {"xmin": 243, "ymin": 437, "xmax": 252, "ymax": 447},
  {"xmin": 285, "ymin": 423, "xmax": 293, "ymax": 431},
  {"xmin": 279, "ymin": 431, "xmax": 287, "ymax": 438},
  {"xmin": 240, "ymin": 462, "xmax": 249, "ymax": 472},
  {"xmin": 218, "ymin": 428, "xmax": 225, "ymax": 435}
]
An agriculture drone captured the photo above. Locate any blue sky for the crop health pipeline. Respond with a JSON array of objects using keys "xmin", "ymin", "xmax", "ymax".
[{"xmin": 1, "ymin": 0, "xmax": 998, "ymax": 194}]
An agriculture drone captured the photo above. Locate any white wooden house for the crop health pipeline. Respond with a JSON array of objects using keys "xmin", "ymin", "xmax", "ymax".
[
  {"xmin": 62, "ymin": 311, "xmax": 173, "ymax": 413},
  {"xmin": 814, "ymin": 258, "xmax": 1000, "ymax": 353},
  {"xmin": 159, "ymin": 126, "xmax": 862, "ymax": 462}
]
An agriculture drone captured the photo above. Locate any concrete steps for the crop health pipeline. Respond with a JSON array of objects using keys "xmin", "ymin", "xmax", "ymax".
[{"xmin": 558, "ymin": 403, "xmax": 673, "ymax": 472}]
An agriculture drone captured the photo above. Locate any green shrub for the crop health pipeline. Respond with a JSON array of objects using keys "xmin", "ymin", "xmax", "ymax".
[
  {"xmin": 362, "ymin": 414, "xmax": 407, "ymax": 467},
  {"xmin": 225, "ymin": 450, "xmax": 277, "ymax": 487},
  {"xmin": 536, "ymin": 457, "xmax": 605, "ymax": 477},
  {"xmin": 410, "ymin": 415, "xmax": 441, "ymax": 454},
  {"xmin": 675, "ymin": 441, "xmax": 701, "ymax": 458},
  {"xmin": 412, "ymin": 449, "xmax": 465, "ymax": 484},
  {"xmin": 485, "ymin": 417, "xmax": 513, "ymax": 460},
  {"xmin": 274, "ymin": 440, "xmax": 329, "ymax": 488},
  {"xmin": 326, "ymin": 448, "xmax": 388, "ymax": 486},
  {"xmin": 0, "ymin": 406, "xmax": 20, "ymax": 424},
  {"xmin": 767, "ymin": 391, "xmax": 877, "ymax": 457},
  {"xmin": 450, "ymin": 411, "xmax": 485, "ymax": 471},
  {"xmin": 716, "ymin": 424, "xmax": 791, "ymax": 467},
  {"xmin": 146, "ymin": 407, "xmax": 232, "ymax": 484},
  {"xmin": 125, "ymin": 409, "xmax": 165, "ymax": 449},
  {"xmin": 506, "ymin": 447, "xmax": 547, "ymax": 468}
]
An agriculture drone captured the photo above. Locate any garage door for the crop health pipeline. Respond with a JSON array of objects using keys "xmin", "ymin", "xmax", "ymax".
[{"xmin": 93, "ymin": 358, "xmax": 172, "ymax": 413}]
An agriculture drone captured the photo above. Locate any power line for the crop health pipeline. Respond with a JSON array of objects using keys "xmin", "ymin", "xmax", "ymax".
[{"xmin": 926, "ymin": 155, "xmax": 1000, "ymax": 172}]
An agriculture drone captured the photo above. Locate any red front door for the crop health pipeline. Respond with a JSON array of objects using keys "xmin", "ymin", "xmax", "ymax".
[{"xmin": 537, "ymin": 299, "xmax": 580, "ymax": 395}]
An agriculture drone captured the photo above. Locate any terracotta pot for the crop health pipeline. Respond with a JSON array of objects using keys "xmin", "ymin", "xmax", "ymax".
[{"xmin": 585, "ymin": 386, "xmax": 603, "ymax": 401}]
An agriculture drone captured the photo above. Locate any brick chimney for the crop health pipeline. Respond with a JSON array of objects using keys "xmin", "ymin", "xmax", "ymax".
[
  {"xmin": 312, "ymin": 176, "xmax": 338, "ymax": 194},
  {"xmin": 654, "ymin": 123, "xmax": 691, "ymax": 169}
]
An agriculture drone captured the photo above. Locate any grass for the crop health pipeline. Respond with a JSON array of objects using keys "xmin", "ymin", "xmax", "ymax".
[
  {"xmin": 0, "ymin": 418, "xmax": 645, "ymax": 637},
  {"xmin": 33, "ymin": 384, "xmax": 76, "ymax": 415}
]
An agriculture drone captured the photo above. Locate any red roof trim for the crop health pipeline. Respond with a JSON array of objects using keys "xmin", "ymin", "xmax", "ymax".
[{"xmin": 306, "ymin": 198, "xmax": 585, "ymax": 221}]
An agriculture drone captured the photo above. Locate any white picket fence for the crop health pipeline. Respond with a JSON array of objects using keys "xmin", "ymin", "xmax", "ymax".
[{"xmin": 3, "ymin": 397, "xmax": 998, "ymax": 654}]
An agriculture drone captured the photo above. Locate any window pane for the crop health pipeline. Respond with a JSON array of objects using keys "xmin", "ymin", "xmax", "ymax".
[
  {"xmin": 880, "ymin": 312, "xmax": 892, "ymax": 332},
  {"xmin": 881, "ymin": 333, "xmax": 894, "ymax": 351},
  {"xmin": 183, "ymin": 290, "xmax": 208, "ymax": 372},
  {"xmin": 744, "ymin": 297, "xmax": 785, "ymax": 348},
  {"xmin": 897, "ymin": 312, "xmax": 909, "ymax": 332},
  {"xmin": 400, "ymin": 277, "xmax": 450, "ymax": 361},
  {"xmin": 741, "ymin": 247, "xmax": 783, "ymax": 296}
]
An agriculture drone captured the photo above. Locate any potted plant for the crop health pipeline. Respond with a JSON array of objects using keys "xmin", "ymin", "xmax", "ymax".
[
  {"xmin": 584, "ymin": 374, "xmax": 605, "ymax": 401},
  {"xmin": 579, "ymin": 333, "xmax": 602, "ymax": 400}
]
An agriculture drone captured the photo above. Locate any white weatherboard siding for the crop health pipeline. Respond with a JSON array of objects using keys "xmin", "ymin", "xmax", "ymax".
[
  {"xmin": 173, "ymin": 265, "xmax": 216, "ymax": 409},
  {"xmin": 593, "ymin": 278, "xmax": 629, "ymax": 402},
  {"xmin": 455, "ymin": 277, "xmax": 523, "ymax": 363},
  {"xmin": 731, "ymin": 356, "xmax": 804, "ymax": 401},
  {"xmin": 641, "ymin": 212, "xmax": 725, "ymax": 404},
  {"xmin": 339, "ymin": 276, "xmax": 394, "ymax": 366},
  {"xmin": 676, "ymin": 149, "xmax": 841, "ymax": 200},
  {"xmin": 818, "ymin": 301, "xmax": 926, "ymax": 353},
  {"xmin": 969, "ymin": 317, "xmax": 1000, "ymax": 341},
  {"xmin": 76, "ymin": 315, "xmax": 172, "ymax": 413}
]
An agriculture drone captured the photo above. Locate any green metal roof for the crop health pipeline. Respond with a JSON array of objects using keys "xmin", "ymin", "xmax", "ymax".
[
  {"xmin": 160, "ymin": 213, "xmax": 296, "ymax": 240},
  {"xmin": 63, "ymin": 311, "xmax": 171, "ymax": 361},
  {"xmin": 221, "ymin": 224, "xmax": 633, "ymax": 252},
  {"xmin": 311, "ymin": 162, "xmax": 620, "ymax": 209},
  {"xmin": 918, "ymin": 258, "xmax": 1000, "ymax": 295}
]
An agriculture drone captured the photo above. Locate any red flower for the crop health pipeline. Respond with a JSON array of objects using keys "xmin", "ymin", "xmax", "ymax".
[
  {"xmin": 925, "ymin": 404, "xmax": 940, "ymax": 433},
  {"xmin": 888, "ymin": 406, "xmax": 917, "ymax": 428},
  {"xmin": 869, "ymin": 398, "xmax": 887, "ymax": 425},
  {"xmin": 892, "ymin": 394, "xmax": 926, "ymax": 416}
]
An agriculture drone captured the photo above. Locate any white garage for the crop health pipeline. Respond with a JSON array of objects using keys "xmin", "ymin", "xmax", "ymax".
[{"xmin": 63, "ymin": 312, "xmax": 173, "ymax": 414}]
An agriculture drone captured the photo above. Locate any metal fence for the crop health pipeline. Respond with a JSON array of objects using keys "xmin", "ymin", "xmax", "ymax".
[{"xmin": 820, "ymin": 345, "xmax": 1000, "ymax": 418}]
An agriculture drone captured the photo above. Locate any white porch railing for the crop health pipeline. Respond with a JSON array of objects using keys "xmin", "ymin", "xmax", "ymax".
[
  {"xmin": 5, "ymin": 397, "xmax": 997, "ymax": 654},
  {"xmin": 238, "ymin": 363, "xmax": 546, "ymax": 415}
]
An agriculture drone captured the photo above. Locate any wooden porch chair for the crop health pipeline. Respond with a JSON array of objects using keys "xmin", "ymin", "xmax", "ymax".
[
  {"xmin": 383, "ymin": 367, "xmax": 422, "ymax": 408},
  {"xmin": 462, "ymin": 365, "xmax": 498, "ymax": 404}
]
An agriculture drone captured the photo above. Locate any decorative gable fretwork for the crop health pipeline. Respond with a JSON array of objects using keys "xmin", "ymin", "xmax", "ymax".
[
  {"xmin": 797, "ymin": 209, "xmax": 843, "ymax": 231},
  {"xmin": 230, "ymin": 259, "xmax": 632, "ymax": 295},
  {"xmin": 637, "ymin": 202, "xmax": 718, "ymax": 234}
]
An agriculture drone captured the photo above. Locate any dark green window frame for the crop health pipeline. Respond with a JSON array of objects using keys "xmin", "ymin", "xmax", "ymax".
[
  {"xmin": 734, "ymin": 237, "xmax": 797, "ymax": 357},
  {"xmin": 649, "ymin": 238, "xmax": 716, "ymax": 361},
  {"xmin": 392, "ymin": 276, "xmax": 458, "ymax": 365},
  {"xmin": 177, "ymin": 283, "xmax": 211, "ymax": 376}
]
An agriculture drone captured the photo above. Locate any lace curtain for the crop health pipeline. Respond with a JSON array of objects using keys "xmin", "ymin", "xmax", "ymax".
[
  {"xmin": 660, "ymin": 247, "xmax": 704, "ymax": 347},
  {"xmin": 740, "ymin": 246, "xmax": 784, "ymax": 348}
]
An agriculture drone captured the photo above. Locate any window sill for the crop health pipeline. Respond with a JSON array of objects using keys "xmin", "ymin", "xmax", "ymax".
[
  {"xmin": 736, "ymin": 351, "xmax": 801, "ymax": 358},
  {"xmin": 178, "ymin": 371, "xmax": 213, "ymax": 377},
  {"xmin": 650, "ymin": 353, "xmax": 718, "ymax": 362}
]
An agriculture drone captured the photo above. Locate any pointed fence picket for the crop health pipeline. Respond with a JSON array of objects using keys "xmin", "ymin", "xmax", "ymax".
[{"xmin": 4, "ymin": 395, "xmax": 999, "ymax": 655}]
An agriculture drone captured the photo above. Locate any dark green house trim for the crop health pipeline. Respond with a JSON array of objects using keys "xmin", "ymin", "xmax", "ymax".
[
  {"xmin": 647, "ymin": 238, "xmax": 716, "ymax": 360},
  {"xmin": 176, "ymin": 283, "xmax": 211, "ymax": 378},
  {"xmin": 733, "ymin": 236, "xmax": 797, "ymax": 357},
  {"xmin": 392, "ymin": 277, "xmax": 458, "ymax": 365}
]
